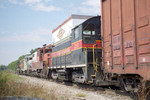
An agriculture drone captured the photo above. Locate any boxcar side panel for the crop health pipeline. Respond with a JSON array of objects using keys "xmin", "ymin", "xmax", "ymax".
[
  {"xmin": 101, "ymin": 0, "xmax": 112, "ymax": 71},
  {"xmin": 121, "ymin": 0, "xmax": 137, "ymax": 72},
  {"xmin": 101, "ymin": 0, "xmax": 150, "ymax": 80},
  {"xmin": 136, "ymin": 0, "xmax": 150, "ymax": 79},
  {"xmin": 111, "ymin": 0, "xmax": 122, "ymax": 71}
]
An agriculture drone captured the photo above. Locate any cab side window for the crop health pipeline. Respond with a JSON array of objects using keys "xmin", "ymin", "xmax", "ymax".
[
  {"xmin": 82, "ymin": 24, "xmax": 95, "ymax": 44},
  {"xmin": 74, "ymin": 27, "xmax": 79, "ymax": 39}
]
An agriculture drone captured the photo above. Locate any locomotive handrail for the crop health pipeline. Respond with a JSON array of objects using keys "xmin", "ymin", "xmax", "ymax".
[
  {"xmin": 84, "ymin": 48, "xmax": 87, "ymax": 74},
  {"xmin": 93, "ymin": 44, "xmax": 98, "ymax": 72}
]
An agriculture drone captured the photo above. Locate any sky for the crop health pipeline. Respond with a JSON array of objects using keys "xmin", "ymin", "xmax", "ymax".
[{"xmin": 0, "ymin": 0, "xmax": 101, "ymax": 65}]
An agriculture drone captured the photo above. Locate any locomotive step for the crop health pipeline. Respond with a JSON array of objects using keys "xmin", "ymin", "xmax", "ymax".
[
  {"xmin": 91, "ymin": 75, "xmax": 96, "ymax": 77},
  {"xmin": 88, "ymin": 81, "xmax": 93, "ymax": 84}
]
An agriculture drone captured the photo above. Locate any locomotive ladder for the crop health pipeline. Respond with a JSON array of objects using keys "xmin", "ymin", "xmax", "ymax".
[
  {"xmin": 93, "ymin": 44, "xmax": 98, "ymax": 73},
  {"xmin": 88, "ymin": 44, "xmax": 99, "ymax": 84}
]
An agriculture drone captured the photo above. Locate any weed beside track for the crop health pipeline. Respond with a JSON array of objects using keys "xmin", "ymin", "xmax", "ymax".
[{"xmin": 0, "ymin": 71, "xmax": 50, "ymax": 100}]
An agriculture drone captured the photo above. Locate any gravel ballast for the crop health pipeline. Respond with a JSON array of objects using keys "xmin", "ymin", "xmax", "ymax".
[{"xmin": 20, "ymin": 76, "xmax": 133, "ymax": 100}]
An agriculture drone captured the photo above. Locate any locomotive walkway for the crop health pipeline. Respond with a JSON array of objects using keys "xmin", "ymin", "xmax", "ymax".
[{"xmin": 20, "ymin": 75, "xmax": 133, "ymax": 100}]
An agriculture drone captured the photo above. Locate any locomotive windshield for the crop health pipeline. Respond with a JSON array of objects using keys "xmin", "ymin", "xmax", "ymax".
[
  {"xmin": 83, "ymin": 24, "xmax": 95, "ymax": 44},
  {"xmin": 45, "ymin": 49, "xmax": 51, "ymax": 53}
]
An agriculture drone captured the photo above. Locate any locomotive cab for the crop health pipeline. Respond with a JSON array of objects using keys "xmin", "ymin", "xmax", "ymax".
[
  {"xmin": 71, "ymin": 16, "xmax": 102, "ymax": 83},
  {"xmin": 83, "ymin": 23, "xmax": 97, "ymax": 44}
]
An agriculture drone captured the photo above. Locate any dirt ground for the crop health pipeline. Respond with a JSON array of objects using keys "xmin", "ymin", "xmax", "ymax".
[{"xmin": 20, "ymin": 76, "xmax": 133, "ymax": 100}]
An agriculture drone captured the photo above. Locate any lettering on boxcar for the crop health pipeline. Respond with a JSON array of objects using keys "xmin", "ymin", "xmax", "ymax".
[
  {"xmin": 113, "ymin": 35, "xmax": 121, "ymax": 50},
  {"xmin": 125, "ymin": 41, "xmax": 133, "ymax": 48},
  {"xmin": 113, "ymin": 35, "xmax": 120, "ymax": 43},
  {"xmin": 113, "ymin": 44, "xmax": 120, "ymax": 50}
]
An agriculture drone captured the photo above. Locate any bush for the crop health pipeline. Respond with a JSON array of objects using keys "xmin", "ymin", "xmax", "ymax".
[
  {"xmin": 0, "ymin": 71, "xmax": 49, "ymax": 99},
  {"xmin": 138, "ymin": 80, "xmax": 150, "ymax": 100}
]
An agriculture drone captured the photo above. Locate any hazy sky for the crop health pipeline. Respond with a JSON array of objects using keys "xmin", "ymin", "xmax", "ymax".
[{"xmin": 0, "ymin": 0, "xmax": 101, "ymax": 65}]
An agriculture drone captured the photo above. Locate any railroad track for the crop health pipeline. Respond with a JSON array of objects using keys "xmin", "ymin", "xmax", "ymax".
[
  {"xmin": 20, "ymin": 75, "xmax": 135, "ymax": 100},
  {"xmin": 50, "ymin": 79, "xmax": 135, "ymax": 100}
]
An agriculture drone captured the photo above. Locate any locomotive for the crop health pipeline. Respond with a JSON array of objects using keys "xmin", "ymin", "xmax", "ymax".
[
  {"xmin": 49, "ymin": 15, "xmax": 119, "ymax": 87},
  {"xmin": 17, "ymin": 44, "xmax": 53, "ymax": 78},
  {"xmin": 18, "ymin": 15, "xmax": 111, "ymax": 86},
  {"xmin": 50, "ymin": 15, "xmax": 102, "ymax": 84},
  {"xmin": 17, "ymin": 55, "xmax": 32, "ymax": 74}
]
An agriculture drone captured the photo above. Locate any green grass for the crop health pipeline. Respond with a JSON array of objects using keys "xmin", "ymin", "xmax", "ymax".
[
  {"xmin": 0, "ymin": 70, "xmax": 52, "ymax": 100},
  {"xmin": 76, "ymin": 93, "xmax": 87, "ymax": 97}
]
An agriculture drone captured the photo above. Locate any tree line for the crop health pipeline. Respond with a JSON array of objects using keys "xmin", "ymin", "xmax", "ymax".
[
  {"xmin": 2, "ymin": 48, "xmax": 38, "ymax": 71},
  {"xmin": 0, "ymin": 65, "xmax": 7, "ymax": 71}
]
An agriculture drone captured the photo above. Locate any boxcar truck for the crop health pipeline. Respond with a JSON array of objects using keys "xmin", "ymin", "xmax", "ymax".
[{"xmin": 101, "ymin": 0, "xmax": 150, "ymax": 92}]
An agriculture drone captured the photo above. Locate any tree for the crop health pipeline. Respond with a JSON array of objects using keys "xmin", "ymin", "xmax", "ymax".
[
  {"xmin": 0, "ymin": 65, "xmax": 7, "ymax": 71},
  {"xmin": 18, "ymin": 55, "xmax": 25, "ymax": 61},
  {"xmin": 8, "ymin": 60, "xmax": 18, "ymax": 71},
  {"xmin": 7, "ymin": 54, "xmax": 31, "ymax": 71},
  {"xmin": 30, "ymin": 48, "xmax": 38, "ymax": 54},
  {"xmin": 7, "ymin": 48, "xmax": 38, "ymax": 71}
]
